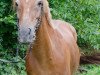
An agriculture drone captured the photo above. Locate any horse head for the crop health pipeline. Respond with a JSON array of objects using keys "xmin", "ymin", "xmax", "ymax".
[{"xmin": 15, "ymin": 0, "xmax": 51, "ymax": 44}]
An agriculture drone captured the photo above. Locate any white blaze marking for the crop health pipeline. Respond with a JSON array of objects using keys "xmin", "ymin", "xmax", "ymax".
[
  {"xmin": 27, "ymin": 8, "xmax": 29, "ymax": 13},
  {"xmin": 23, "ymin": 8, "xmax": 29, "ymax": 20},
  {"xmin": 16, "ymin": 0, "xmax": 19, "ymax": 3},
  {"xmin": 26, "ymin": 0, "xmax": 28, "ymax": 3}
]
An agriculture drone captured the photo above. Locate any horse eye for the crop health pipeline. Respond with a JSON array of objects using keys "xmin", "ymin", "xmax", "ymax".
[
  {"xmin": 16, "ymin": 2, "xmax": 18, "ymax": 7},
  {"xmin": 38, "ymin": 1, "xmax": 43, "ymax": 7}
]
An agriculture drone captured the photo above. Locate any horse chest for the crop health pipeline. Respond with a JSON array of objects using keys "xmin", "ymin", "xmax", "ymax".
[{"xmin": 26, "ymin": 47, "xmax": 71, "ymax": 75}]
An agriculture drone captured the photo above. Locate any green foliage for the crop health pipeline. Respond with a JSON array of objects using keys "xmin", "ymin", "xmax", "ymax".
[
  {"xmin": 0, "ymin": 0, "xmax": 100, "ymax": 52},
  {"xmin": 49, "ymin": 0, "xmax": 100, "ymax": 50},
  {"xmin": 77, "ymin": 65, "xmax": 100, "ymax": 75},
  {"xmin": 0, "ymin": 57, "xmax": 26, "ymax": 75},
  {"xmin": 0, "ymin": 1, "xmax": 17, "ymax": 50}
]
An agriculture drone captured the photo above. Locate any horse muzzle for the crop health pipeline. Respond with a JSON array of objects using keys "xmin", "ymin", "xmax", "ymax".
[{"xmin": 18, "ymin": 27, "xmax": 36, "ymax": 44}]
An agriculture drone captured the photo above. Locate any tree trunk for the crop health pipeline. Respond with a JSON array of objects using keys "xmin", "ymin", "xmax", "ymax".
[{"xmin": 80, "ymin": 53, "xmax": 100, "ymax": 64}]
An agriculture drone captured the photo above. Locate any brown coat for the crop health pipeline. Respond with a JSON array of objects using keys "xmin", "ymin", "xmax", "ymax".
[{"xmin": 26, "ymin": 14, "xmax": 80, "ymax": 75}]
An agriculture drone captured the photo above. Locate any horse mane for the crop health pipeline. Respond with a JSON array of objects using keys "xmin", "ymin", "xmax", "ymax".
[
  {"xmin": 41, "ymin": 0, "xmax": 53, "ymax": 27},
  {"xmin": 12, "ymin": 0, "xmax": 18, "ymax": 11},
  {"xmin": 12, "ymin": 0, "xmax": 15, "ymax": 9}
]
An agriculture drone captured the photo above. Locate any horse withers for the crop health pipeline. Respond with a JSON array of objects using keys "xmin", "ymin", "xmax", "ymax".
[{"xmin": 15, "ymin": 0, "xmax": 80, "ymax": 75}]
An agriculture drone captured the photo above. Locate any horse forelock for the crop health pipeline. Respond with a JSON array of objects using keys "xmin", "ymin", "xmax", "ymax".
[{"xmin": 13, "ymin": 0, "xmax": 50, "ymax": 14}]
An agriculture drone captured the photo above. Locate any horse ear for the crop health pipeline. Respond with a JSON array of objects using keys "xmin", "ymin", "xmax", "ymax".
[
  {"xmin": 12, "ymin": 0, "xmax": 16, "ymax": 10},
  {"xmin": 43, "ymin": 0, "xmax": 52, "ymax": 26}
]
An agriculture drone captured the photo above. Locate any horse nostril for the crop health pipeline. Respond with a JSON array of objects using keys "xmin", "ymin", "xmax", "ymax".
[{"xmin": 28, "ymin": 28, "xmax": 31, "ymax": 35}]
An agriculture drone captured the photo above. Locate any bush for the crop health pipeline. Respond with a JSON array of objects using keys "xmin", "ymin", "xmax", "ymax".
[
  {"xmin": 49, "ymin": 0, "xmax": 100, "ymax": 50},
  {"xmin": 0, "ymin": 0, "xmax": 17, "ymax": 51},
  {"xmin": 0, "ymin": 0, "xmax": 100, "ymax": 53},
  {"xmin": 0, "ymin": 57, "xmax": 26, "ymax": 75},
  {"xmin": 77, "ymin": 65, "xmax": 100, "ymax": 75}
]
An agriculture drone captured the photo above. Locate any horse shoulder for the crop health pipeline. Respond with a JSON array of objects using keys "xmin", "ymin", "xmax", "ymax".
[{"xmin": 51, "ymin": 20, "xmax": 77, "ymax": 41}]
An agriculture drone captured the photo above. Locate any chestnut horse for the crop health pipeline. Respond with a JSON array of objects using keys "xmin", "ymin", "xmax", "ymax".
[{"xmin": 15, "ymin": 0, "xmax": 80, "ymax": 75}]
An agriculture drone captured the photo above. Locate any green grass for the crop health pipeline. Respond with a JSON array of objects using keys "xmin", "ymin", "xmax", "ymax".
[{"xmin": 77, "ymin": 65, "xmax": 100, "ymax": 75}]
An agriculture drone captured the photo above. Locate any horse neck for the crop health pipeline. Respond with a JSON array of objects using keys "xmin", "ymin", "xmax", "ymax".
[{"xmin": 31, "ymin": 14, "xmax": 53, "ymax": 65}]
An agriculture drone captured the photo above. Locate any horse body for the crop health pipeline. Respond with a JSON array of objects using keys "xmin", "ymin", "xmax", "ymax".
[
  {"xmin": 15, "ymin": 0, "xmax": 80, "ymax": 75},
  {"xmin": 25, "ymin": 15, "xmax": 80, "ymax": 75}
]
